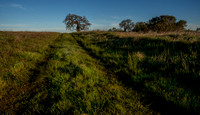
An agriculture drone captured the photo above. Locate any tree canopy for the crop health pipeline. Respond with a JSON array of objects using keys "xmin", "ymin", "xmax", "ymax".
[
  {"xmin": 119, "ymin": 19, "xmax": 134, "ymax": 32},
  {"xmin": 134, "ymin": 22, "xmax": 148, "ymax": 33},
  {"xmin": 147, "ymin": 15, "xmax": 187, "ymax": 32},
  {"xmin": 116, "ymin": 15, "xmax": 187, "ymax": 33},
  {"xmin": 63, "ymin": 13, "xmax": 91, "ymax": 32},
  {"xmin": 176, "ymin": 20, "xmax": 187, "ymax": 31}
]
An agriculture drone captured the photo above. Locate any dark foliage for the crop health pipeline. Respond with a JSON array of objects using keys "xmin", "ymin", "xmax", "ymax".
[
  {"xmin": 63, "ymin": 13, "xmax": 91, "ymax": 32},
  {"xmin": 119, "ymin": 19, "xmax": 134, "ymax": 32},
  {"xmin": 134, "ymin": 22, "xmax": 148, "ymax": 33},
  {"xmin": 147, "ymin": 15, "xmax": 187, "ymax": 32},
  {"xmin": 117, "ymin": 15, "xmax": 187, "ymax": 33}
]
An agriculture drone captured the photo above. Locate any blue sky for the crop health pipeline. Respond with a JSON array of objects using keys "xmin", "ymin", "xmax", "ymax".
[{"xmin": 0, "ymin": 0, "xmax": 199, "ymax": 32}]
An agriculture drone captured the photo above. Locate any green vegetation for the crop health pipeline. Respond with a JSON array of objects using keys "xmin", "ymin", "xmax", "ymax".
[
  {"xmin": 0, "ymin": 31, "xmax": 200, "ymax": 114},
  {"xmin": 148, "ymin": 15, "xmax": 187, "ymax": 32},
  {"xmin": 114, "ymin": 15, "xmax": 187, "ymax": 33},
  {"xmin": 0, "ymin": 31, "xmax": 59, "ymax": 113},
  {"xmin": 0, "ymin": 32, "xmax": 150, "ymax": 114},
  {"xmin": 73, "ymin": 32, "xmax": 200, "ymax": 114},
  {"xmin": 38, "ymin": 34, "xmax": 150, "ymax": 114},
  {"xmin": 119, "ymin": 19, "xmax": 134, "ymax": 32}
]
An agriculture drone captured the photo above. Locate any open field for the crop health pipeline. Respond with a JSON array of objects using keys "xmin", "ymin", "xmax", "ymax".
[{"xmin": 0, "ymin": 31, "xmax": 200, "ymax": 114}]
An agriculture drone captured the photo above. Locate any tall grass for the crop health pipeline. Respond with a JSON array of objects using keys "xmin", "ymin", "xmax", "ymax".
[
  {"xmin": 36, "ymin": 34, "xmax": 151, "ymax": 114},
  {"xmin": 0, "ymin": 31, "xmax": 59, "ymax": 113},
  {"xmin": 73, "ymin": 31, "xmax": 200, "ymax": 114},
  {"xmin": 114, "ymin": 31, "xmax": 200, "ymax": 40},
  {"xmin": 1, "ymin": 31, "xmax": 199, "ymax": 114},
  {"xmin": 0, "ymin": 32, "xmax": 151, "ymax": 114}
]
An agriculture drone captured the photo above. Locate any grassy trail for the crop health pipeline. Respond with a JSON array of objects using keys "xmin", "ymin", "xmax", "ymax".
[
  {"xmin": 39, "ymin": 33, "xmax": 151, "ymax": 114},
  {"xmin": 1, "ymin": 33, "xmax": 151, "ymax": 114},
  {"xmin": 2, "ymin": 32, "xmax": 199, "ymax": 114}
]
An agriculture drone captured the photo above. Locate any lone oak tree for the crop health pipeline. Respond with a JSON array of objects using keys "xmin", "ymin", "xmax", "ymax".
[{"xmin": 63, "ymin": 13, "xmax": 91, "ymax": 32}]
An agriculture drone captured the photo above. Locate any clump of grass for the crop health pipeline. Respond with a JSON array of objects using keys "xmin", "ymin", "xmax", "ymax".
[{"xmin": 128, "ymin": 52, "xmax": 145, "ymax": 75}]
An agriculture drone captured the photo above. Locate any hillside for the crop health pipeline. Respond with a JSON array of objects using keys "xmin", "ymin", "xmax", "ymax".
[{"xmin": 0, "ymin": 31, "xmax": 200, "ymax": 114}]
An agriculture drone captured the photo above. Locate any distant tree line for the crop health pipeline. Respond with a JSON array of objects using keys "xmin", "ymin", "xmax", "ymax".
[
  {"xmin": 63, "ymin": 13, "xmax": 188, "ymax": 33},
  {"xmin": 110, "ymin": 15, "xmax": 187, "ymax": 33}
]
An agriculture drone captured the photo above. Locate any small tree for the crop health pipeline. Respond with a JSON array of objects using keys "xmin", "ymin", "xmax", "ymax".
[
  {"xmin": 160, "ymin": 15, "xmax": 176, "ymax": 32},
  {"xmin": 119, "ymin": 19, "xmax": 134, "ymax": 32},
  {"xmin": 63, "ymin": 13, "xmax": 91, "ymax": 32},
  {"xmin": 134, "ymin": 22, "xmax": 148, "ymax": 33},
  {"xmin": 176, "ymin": 20, "xmax": 187, "ymax": 31}
]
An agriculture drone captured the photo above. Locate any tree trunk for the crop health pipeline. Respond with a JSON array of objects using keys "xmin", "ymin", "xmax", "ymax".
[
  {"xmin": 124, "ymin": 28, "xmax": 127, "ymax": 32},
  {"xmin": 76, "ymin": 24, "xmax": 80, "ymax": 32}
]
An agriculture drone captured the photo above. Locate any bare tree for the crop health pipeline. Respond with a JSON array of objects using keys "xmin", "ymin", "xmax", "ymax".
[
  {"xmin": 119, "ymin": 19, "xmax": 134, "ymax": 32},
  {"xmin": 63, "ymin": 13, "xmax": 91, "ymax": 32}
]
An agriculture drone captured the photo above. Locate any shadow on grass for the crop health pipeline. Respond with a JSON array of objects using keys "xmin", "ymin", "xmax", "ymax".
[
  {"xmin": 73, "ymin": 33, "xmax": 200, "ymax": 114},
  {"xmin": 98, "ymin": 34, "xmax": 200, "ymax": 94}
]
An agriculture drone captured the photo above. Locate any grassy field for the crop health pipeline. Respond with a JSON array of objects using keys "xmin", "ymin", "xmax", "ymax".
[{"xmin": 0, "ymin": 31, "xmax": 200, "ymax": 114}]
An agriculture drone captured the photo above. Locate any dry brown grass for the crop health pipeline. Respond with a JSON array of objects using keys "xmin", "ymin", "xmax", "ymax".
[
  {"xmin": 109, "ymin": 31, "xmax": 200, "ymax": 43},
  {"xmin": 113, "ymin": 31, "xmax": 200, "ymax": 38}
]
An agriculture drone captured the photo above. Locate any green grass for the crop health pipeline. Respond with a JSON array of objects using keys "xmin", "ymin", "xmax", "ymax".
[
  {"xmin": 0, "ymin": 31, "xmax": 59, "ymax": 113},
  {"xmin": 39, "ymin": 34, "xmax": 150, "ymax": 114},
  {"xmin": 0, "ymin": 32, "xmax": 151, "ymax": 114},
  {"xmin": 73, "ymin": 31, "xmax": 200, "ymax": 114},
  {"xmin": 1, "ymin": 31, "xmax": 200, "ymax": 114}
]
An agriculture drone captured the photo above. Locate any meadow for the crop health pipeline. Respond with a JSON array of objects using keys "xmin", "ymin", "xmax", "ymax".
[{"xmin": 0, "ymin": 31, "xmax": 200, "ymax": 114}]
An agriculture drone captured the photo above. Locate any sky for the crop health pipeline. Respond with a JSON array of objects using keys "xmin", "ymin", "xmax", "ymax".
[{"xmin": 0, "ymin": 0, "xmax": 200, "ymax": 32}]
